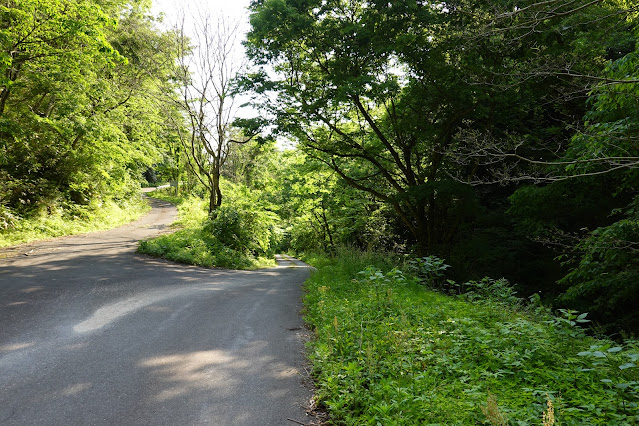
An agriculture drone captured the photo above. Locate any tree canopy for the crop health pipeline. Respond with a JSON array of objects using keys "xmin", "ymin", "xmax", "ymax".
[
  {"xmin": 0, "ymin": 0, "xmax": 179, "ymax": 219},
  {"xmin": 2, "ymin": 0, "xmax": 638, "ymax": 334},
  {"xmin": 244, "ymin": 0, "xmax": 639, "ymax": 332}
]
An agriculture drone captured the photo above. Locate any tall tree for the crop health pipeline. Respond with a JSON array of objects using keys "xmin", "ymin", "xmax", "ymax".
[
  {"xmin": 0, "ymin": 0, "xmax": 179, "ymax": 215},
  {"xmin": 167, "ymin": 12, "xmax": 249, "ymax": 214},
  {"xmin": 245, "ymin": 0, "xmax": 634, "ymax": 255},
  {"xmin": 507, "ymin": 22, "xmax": 639, "ymax": 331},
  {"xmin": 445, "ymin": 0, "xmax": 639, "ymax": 184},
  {"xmin": 246, "ymin": 0, "xmax": 466, "ymax": 253}
]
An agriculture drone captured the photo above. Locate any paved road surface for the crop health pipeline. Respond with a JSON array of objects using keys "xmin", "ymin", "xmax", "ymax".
[{"xmin": 0, "ymin": 197, "xmax": 313, "ymax": 425}]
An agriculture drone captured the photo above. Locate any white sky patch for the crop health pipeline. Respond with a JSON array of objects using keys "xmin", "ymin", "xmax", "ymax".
[
  {"xmin": 151, "ymin": 0, "xmax": 252, "ymax": 62},
  {"xmin": 152, "ymin": 0, "xmax": 252, "ymax": 28},
  {"xmin": 150, "ymin": 0, "xmax": 294, "ymax": 149},
  {"xmin": 151, "ymin": 0, "xmax": 257, "ymax": 119}
]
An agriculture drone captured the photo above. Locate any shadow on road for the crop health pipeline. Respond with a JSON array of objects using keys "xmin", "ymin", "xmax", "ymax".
[{"xmin": 0, "ymin": 198, "xmax": 315, "ymax": 425}]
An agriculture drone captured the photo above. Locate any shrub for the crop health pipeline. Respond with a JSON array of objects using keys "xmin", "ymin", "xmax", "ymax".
[
  {"xmin": 0, "ymin": 205, "xmax": 17, "ymax": 230},
  {"xmin": 205, "ymin": 204, "xmax": 279, "ymax": 256},
  {"xmin": 139, "ymin": 187, "xmax": 278, "ymax": 269}
]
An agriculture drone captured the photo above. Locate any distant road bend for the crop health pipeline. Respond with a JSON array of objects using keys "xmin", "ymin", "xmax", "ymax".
[{"xmin": 0, "ymin": 196, "xmax": 313, "ymax": 425}]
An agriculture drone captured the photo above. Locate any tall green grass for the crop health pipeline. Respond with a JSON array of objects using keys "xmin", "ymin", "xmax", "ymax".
[
  {"xmin": 0, "ymin": 196, "xmax": 150, "ymax": 248},
  {"xmin": 303, "ymin": 249, "xmax": 639, "ymax": 425}
]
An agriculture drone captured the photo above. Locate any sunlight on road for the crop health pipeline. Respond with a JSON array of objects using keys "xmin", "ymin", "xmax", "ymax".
[
  {"xmin": 73, "ymin": 289, "xmax": 193, "ymax": 334},
  {"xmin": 139, "ymin": 350, "xmax": 243, "ymax": 402},
  {"xmin": 274, "ymin": 254, "xmax": 309, "ymax": 268},
  {"xmin": 0, "ymin": 342, "xmax": 34, "ymax": 352}
]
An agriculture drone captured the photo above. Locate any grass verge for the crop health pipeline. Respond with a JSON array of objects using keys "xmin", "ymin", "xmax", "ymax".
[
  {"xmin": 302, "ymin": 249, "xmax": 639, "ymax": 425},
  {"xmin": 0, "ymin": 196, "xmax": 150, "ymax": 248},
  {"xmin": 139, "ymin": 190, "xmax": 276, "ymax": 269}
]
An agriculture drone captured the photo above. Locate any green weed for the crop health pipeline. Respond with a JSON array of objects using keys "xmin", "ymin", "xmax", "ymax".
[
  {"xmin": 0, "ymin": 196, "xmax": 149, "ymax": 248},
  {"xmin": 303, "ymin": 250, "xmax": 639, "ymax": 425},
  {"xmin": 139, "ymin": 189, "xmax": 276, "ymax": 270}
]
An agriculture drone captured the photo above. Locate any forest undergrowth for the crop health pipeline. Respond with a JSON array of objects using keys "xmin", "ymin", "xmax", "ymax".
[
  {"xmin": 138, "ymin": 188, "xmax": 277, "ymax": 269},
  {"xmin": 302, "ymin": 249, "xmax": 639, "ymax": 425},
  {"xmin": 0, "ymin": 195, "xmax": 149, "ymax": 248}
]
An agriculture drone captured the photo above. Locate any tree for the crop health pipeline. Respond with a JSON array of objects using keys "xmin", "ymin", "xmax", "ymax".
[
  {"xmin": 1, "ymin": 0, "xmax": 122, "ymax": 211},
  {"xmin": 245, "ymin": 0, "xmax": 636, "ymax": 257},
  {"xmin": 443, "ymin": 0, "xmax": 639, "ymax": 184},
  {"xmin": 245, "ymin": 0, "xmax": 477, "ymax": 253},
  {"xmin": 0, "ymin": 0, "xmax": 181, "ymax": 217},
  {"xmin": 0, "ymin": 0, "xmax": 122, "ymax": 115},
  {"xmin": 166, "ymin": 12, "xmax": 250, "ymax": 214},
  {"xmin": 507, "ymin": 25, "xmax": 639, "ymax": 332}
]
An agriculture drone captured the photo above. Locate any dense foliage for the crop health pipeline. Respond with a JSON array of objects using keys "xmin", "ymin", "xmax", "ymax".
[
  {"xmin": 0, "ymin": 0, "xmax": 177, "ymax": 233},
  {"xmin": 303, "ymin": 250, "xmax": 639, "ymax": 424},
  {"xmin": 244, "ymin": 0, "xmax": 639, "ymax": 334},
  {"xmin": 0, "ymin": 195, "xmax": 149, "ymax": 248},
  {"xmin": 273, "ymin": 150, "xmax": 401, "ymax": 253},
  {"xmin": 5, "ymin": 2, "xmax": 639, "ymax": 422},
  {"xmin": 139, "ymin": 175, "xmax": 279, "ymax": 269}
]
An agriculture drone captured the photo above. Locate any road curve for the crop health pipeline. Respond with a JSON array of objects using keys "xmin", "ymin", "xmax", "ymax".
[{"xmin": 0, "ymin": 197, "xmax": 314, "ymax": 425}]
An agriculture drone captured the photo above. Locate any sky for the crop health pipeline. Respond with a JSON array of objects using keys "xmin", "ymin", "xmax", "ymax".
[
  {"xmin": 149, "ymin": 0, "xmax": 288, "ymax": 147},
  {"xmin": 151, "ymin": 0, "xmax": 252, "ymax": 34},
  {"xmin": 150, "ymin": 0, "xmax": 258, "ymax": 116},
  {"xmin": 150, "ymin": 0, "xmax": 253, "ymax": 70}
]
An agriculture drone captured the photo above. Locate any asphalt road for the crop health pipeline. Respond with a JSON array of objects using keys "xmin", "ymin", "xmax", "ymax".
[{"xmin": 0, "ymin": 197, "xmax": 314, "ymax": 425}]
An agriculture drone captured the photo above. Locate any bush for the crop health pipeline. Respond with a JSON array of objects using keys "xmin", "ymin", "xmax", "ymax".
[
  {"xmin": 205, "ymin": 204, "xmax": 278, "ymax": 256},
  {"xmin": 0, "ymin": 205, "xmax": 17, "ymax": 230},
  {"xmin": 558, "ymin": 196, "xmax": 639, "ymax": 334},
  {"xmin": 139, "ymin": 186, "xmax": 278, "ymax": 269},
  {"xmin": 138, "ymin": 228, "xmax": 257, "ymax": 269}
]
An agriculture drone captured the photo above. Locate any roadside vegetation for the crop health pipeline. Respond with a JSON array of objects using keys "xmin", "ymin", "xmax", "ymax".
[
  {"xmin": 0, "ymin": 196, "xmax": 149, "ymax": 248},
  {"xmin": 302, "ymin": 250, "xmax": 639, "ymax": 425},
  {"xmin": 0, "ymin": 0, "xmax": 178, "ymax": 249},
  {"xmin": 139, "ymin": 183, "xmax": 278, "ymax": 270},
  {"xmin": 4, "ymin": 1, "xmax": 639, "ymax": 423},
  {"xmin": 244, "ymin": 0, "xmax": 639, "ymax": 336}
]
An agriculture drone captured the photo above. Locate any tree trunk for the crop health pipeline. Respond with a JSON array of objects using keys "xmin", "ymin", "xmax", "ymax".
[
  {"xmin": 208, "ymin": 171, "xmax": 222, "ymax": 215},
  {"xmin": 320, "ymin": 199, "xmax": 335, "ymax": 252},
  {"xmin": 0, "ymin": 87, "xmax": 10, "ymax": 116}
]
